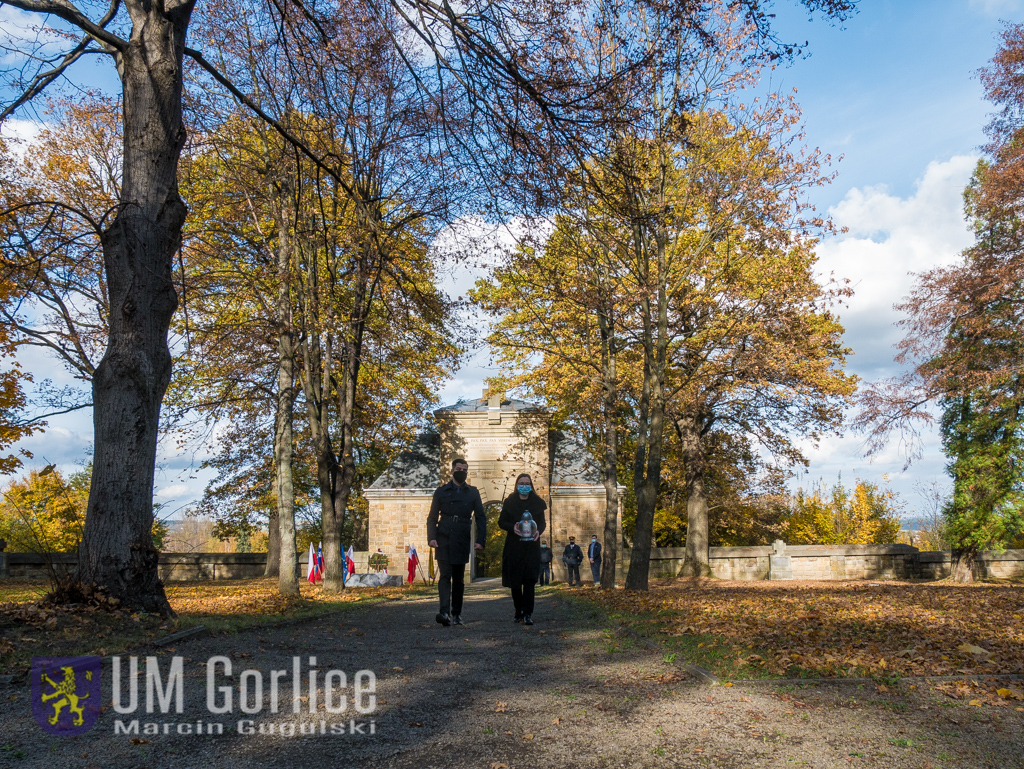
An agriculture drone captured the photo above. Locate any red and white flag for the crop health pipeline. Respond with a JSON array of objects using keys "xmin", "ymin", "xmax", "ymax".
[
  {"xmin": 306, "ymin": 542, "xmax": 317, "ymax": 584},
  {"xmin": 346, "ymin": 545, "xmax": 356, "ymax": 575},
  {"xmin": 407, "ymin": 545, "xmax": 419, "ymax": 585}
]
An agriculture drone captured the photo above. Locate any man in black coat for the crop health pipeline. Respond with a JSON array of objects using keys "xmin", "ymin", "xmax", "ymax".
[
  {"xmin": 562, "ymin": 537, "xmax": 583, "ymax": 587},
  {"xmin": 588, "ymin": 534, "xmax": 602, "ymax": 586},
  {"xmin": 427, "ymin": 458, "xmax": 485, "ymax": 626}
]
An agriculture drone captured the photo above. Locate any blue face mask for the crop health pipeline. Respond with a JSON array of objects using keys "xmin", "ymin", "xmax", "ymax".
[{"xmin": 517, "ymin": 484, "xmax": 532, "ymax": 495}]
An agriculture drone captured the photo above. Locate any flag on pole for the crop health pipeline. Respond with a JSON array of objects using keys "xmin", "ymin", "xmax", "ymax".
[
  {"xmin": 407, "ymin": 545, "xmax": 419, "ymax": 585},
  {"xmin": 316, "ymin": 542, "xmax": 324, "ymax": 582},
  {"xmin": 306, "ymin": 542, "xmax": 317, "ymax": 584},
  {"xmin": 346, "ymin": 545, "xmax": 356, "ymax": 575},
  {"xmin": 341, "ymin": 543, "xmax": 349, "ymax": 583}
]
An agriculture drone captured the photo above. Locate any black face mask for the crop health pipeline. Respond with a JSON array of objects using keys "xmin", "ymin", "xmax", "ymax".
[{"xmin": 453, "ymin": 470, "xmax": 468, "ymax": 484}]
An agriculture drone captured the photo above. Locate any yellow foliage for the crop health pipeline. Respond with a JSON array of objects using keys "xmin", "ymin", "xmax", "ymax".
[
  {"xmin": 786, "ymin": 478, "xmax": 902, "ymax": 545},
  {"xmin": 0, "ymin": 467, "xmax": 88, "ymax": 552}
]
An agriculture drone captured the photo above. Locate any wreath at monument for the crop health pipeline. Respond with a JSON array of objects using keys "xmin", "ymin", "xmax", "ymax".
[{"xmin": 368, "ymin": 552, "xmax": 389, "ymax": 573}]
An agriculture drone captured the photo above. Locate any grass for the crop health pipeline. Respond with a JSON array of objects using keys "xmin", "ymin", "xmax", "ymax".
[
  {"xmin": 0, "ymin": 577, "xmax": 435, "ymax": 675},
  {"xmin": 562, "ymin": 589, "xmax": 784, "ymax": 680}
]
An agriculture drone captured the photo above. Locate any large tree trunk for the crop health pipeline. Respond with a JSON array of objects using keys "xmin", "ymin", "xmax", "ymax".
[
  {"xmin": 323, "ymin": 260, "xmax": 369, "ymax": 593},
  {"xmin": 300, "ymin": 319, "xmax": 342, "ymax": 590},
  {"xmin": 597, "ymin": 282, "xmax": 619, "ymax": 589},
  {"xmin": 625, "ymin": 215, "xmax": 670, "ymax": 591},
  {"xmin": 265, "ymin": 488, "xmax": 281, "ymax": 577},
  {"xmin": 275, "ymin": 204, "xmax": 298, "ymax": 595},
  {"xmin": 599, "ymin": 409, "xmax": 619, "ymax": 589},
  {"xmin": 950, "ymin": 547, "xmax": 976, "ymax": 583},
  {"xmin": 76, "ymin": 6, "xmax": 193, "ymax": 617},
  {"xmin": 678, "ymin": 412, "xmax": 711, "ymax": 577}
]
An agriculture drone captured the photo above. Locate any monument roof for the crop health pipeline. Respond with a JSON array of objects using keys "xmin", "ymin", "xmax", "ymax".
[
  {"xmin": 433, "ymin": 396, "xmax": 547, "ymax": 415},
  {"xmin": 367, "ymin": 433, "xmax": 439, "ymax": 489},
  {"xmin": 550, "ymin": 432, "xmax": 602, "ymax": 486}
]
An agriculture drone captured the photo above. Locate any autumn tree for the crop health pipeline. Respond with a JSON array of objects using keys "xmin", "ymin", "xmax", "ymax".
[
  {"xmin": 785, "ymin": 478, "xmax": 901, "ymax": 546},
  {"xmin": 172, "ymin": 106, "xmax": 306, "ymax": 592},
  {"xmin": 0, "ymin": 466, "xmax": 89, "ymax": 553},
  {"xmin": 651, "ymin": 429, "xmax": 792, "ymax": 548},
  {"xmin": 0, "ymin": 0, "xmax": 855, "ymax": 610},
  {"xmin": 480, "ymin": 10, "xmax": 854, "ymax": 589}
]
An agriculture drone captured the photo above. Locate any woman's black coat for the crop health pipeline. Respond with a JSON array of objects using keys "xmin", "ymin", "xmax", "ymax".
[{"xmin": 499, "ymin": 492, "xmax": 547, "ymax": 588}]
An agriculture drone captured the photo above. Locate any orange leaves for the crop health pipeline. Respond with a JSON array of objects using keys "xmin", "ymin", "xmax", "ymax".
[{"xmin": 583, "ymin": 579, "xmax": 1024, "ymax": 679}]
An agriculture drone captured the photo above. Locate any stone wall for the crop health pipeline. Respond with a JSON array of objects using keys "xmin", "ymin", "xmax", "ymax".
[
  {"xmin": 5, "ymin": 543, "xmax": 1022, "ymax": 583},
  {"xmin": 0, "ymin": 551, "xmax": 373, "ymax": 582},
  {"xmin": 613, "ymin": 542, "xmax": 1024, "ymax": 582},
  {"xmin": 364, "ymin": 489, "xmax": 433, "ymax": 573},
  {"xmin": 546, "ymin": 487, "xmax": 620, "ymax": 584}
]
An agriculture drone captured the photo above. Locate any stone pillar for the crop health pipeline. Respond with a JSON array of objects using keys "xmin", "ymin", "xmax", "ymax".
[
  {"xmin": 769, "ymin": 539, "xmax": 793, "ymax": 581},
  {"xmin": 830, "ymin": 554, "xmax": 847, "ymax": 580}
]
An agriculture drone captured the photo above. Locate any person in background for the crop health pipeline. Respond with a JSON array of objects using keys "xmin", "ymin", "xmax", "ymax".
[
  {"xmin": 427, "ymin": 458, "xmax": 485, "ymax": 627},
  {"xmin": 588, "ymin": 534, "xmax": 602, "ymax": 587},
  {"xmin": 499, "ymin": 472, "xmax": 546, "ymax": 625},
  {"xmin": 562, "ymin": 536, "xmax": 583, "ymax": 587},
  {"xmin": 538, "ymin": 543, "xmax": 553, "ymax": 585}
]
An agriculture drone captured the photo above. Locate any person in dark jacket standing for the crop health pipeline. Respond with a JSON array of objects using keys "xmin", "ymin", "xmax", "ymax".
[
  {"xmin": 498, "ymin": 473, "xmax": 546, "ymax": 625},
  {"xmin": 427, "ymin": 458, "xmax": 485, "ymax": 627},
  {"xmin": 588, "ymin": 535, "xmax": 602, "ymax": 586},
  {"xmin": 562, "ymin": 537, "xmax": 583, "ymax": 586},
  {"xmin": 538, "ymin": 543, "xmax": 553, "ymax": 586}
]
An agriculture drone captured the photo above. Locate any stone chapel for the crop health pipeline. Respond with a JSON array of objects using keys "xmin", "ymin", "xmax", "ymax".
[{"xmin": 364, "ymin": 391, "xmax": 621, "ymax": 581}]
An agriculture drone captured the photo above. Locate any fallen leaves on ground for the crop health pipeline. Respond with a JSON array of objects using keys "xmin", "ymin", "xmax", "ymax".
[
  {"xmin": 581, "ymin": 579, "xmax": 1024, "ymax": 679},
  {"xmin": 933, "ymin": 678, "xmax": 1024, "ymax": 707},
  {"xmin": 166, "ymin": 578, "xmax": 406, "ymax": 616},
  {"xmin": 0, "ymin": 578, "xmax": 426, "ymax": 674}
]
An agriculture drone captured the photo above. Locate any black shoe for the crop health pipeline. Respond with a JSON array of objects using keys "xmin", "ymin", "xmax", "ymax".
[
  {"xmin": 523, "ymin": 614, "xmax": 534, "ymax": 626},
  {"xmin": 452, "ymin": 614, "xmax": 464, "ymax": 625},
  {"xmin": 435, "ymin": 612, "xmax": 451, "ymax": 627},
  {"xmin": 514, "ymin": 612, "xmax": 524, "ymax": 624}
]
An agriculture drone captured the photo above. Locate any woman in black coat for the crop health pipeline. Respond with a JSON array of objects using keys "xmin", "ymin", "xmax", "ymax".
[{"xmin": 499, "ymin": 472, "xmax": 546, "ymax": 625}]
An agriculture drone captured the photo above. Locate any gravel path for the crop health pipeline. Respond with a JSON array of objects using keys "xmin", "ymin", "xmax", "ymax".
[{"xmin": 2, "ymin": 581, "xmax": 1021, "ymax": 768}]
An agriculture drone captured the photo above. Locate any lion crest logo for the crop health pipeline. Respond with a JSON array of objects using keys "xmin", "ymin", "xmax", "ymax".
[{"xmin": 31, "ymin": 656, "xmax": 101, "ymax": 735}]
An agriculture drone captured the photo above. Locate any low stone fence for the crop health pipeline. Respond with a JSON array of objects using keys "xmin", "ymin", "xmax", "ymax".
[
  {"xmin": 3, "ymin": 544, "xmax": 1022, "ymax": 583},
  {"xmin": 615, "ymin": 541, "xmax": 1024, "ymax": 582},
  {"xmin": 0, "ymin": 551, "xmax": 372, "ymax": 581}
]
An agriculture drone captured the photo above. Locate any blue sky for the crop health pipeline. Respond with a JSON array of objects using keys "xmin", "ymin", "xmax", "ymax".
[{"xmin": 3, "ymin": 0, "xmax": 1021, "ymax": 517}]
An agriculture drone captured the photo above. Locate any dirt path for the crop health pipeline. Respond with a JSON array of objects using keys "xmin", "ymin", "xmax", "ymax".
[{"xmin": 2, "ymin": 582, "xmax": 1021, "ymax": 768}]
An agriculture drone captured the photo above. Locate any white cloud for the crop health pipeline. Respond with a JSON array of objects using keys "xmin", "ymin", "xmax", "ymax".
[
  {"xmin": 817, "ymin": 154, "xmax": 978, "ymax": 373},
  {"xmin": 0, "ymin": 6, "xmax": 66, "ymax": 65},
  {"xmin": 793, "ymin": 155, "xmax": 979, "ymax": 510},
  {"xmin": 154, "ymin": 483, "xmax": 191, "ymax": 500},
  {"xmin": 0, "ymin": 117, "xmax": 43, "ymax": 144}
]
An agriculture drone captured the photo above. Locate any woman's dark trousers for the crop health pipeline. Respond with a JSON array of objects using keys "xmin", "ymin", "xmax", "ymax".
[{"xmin": 510, "ymin": 579, "xmax": 536, "ymax": 615}]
